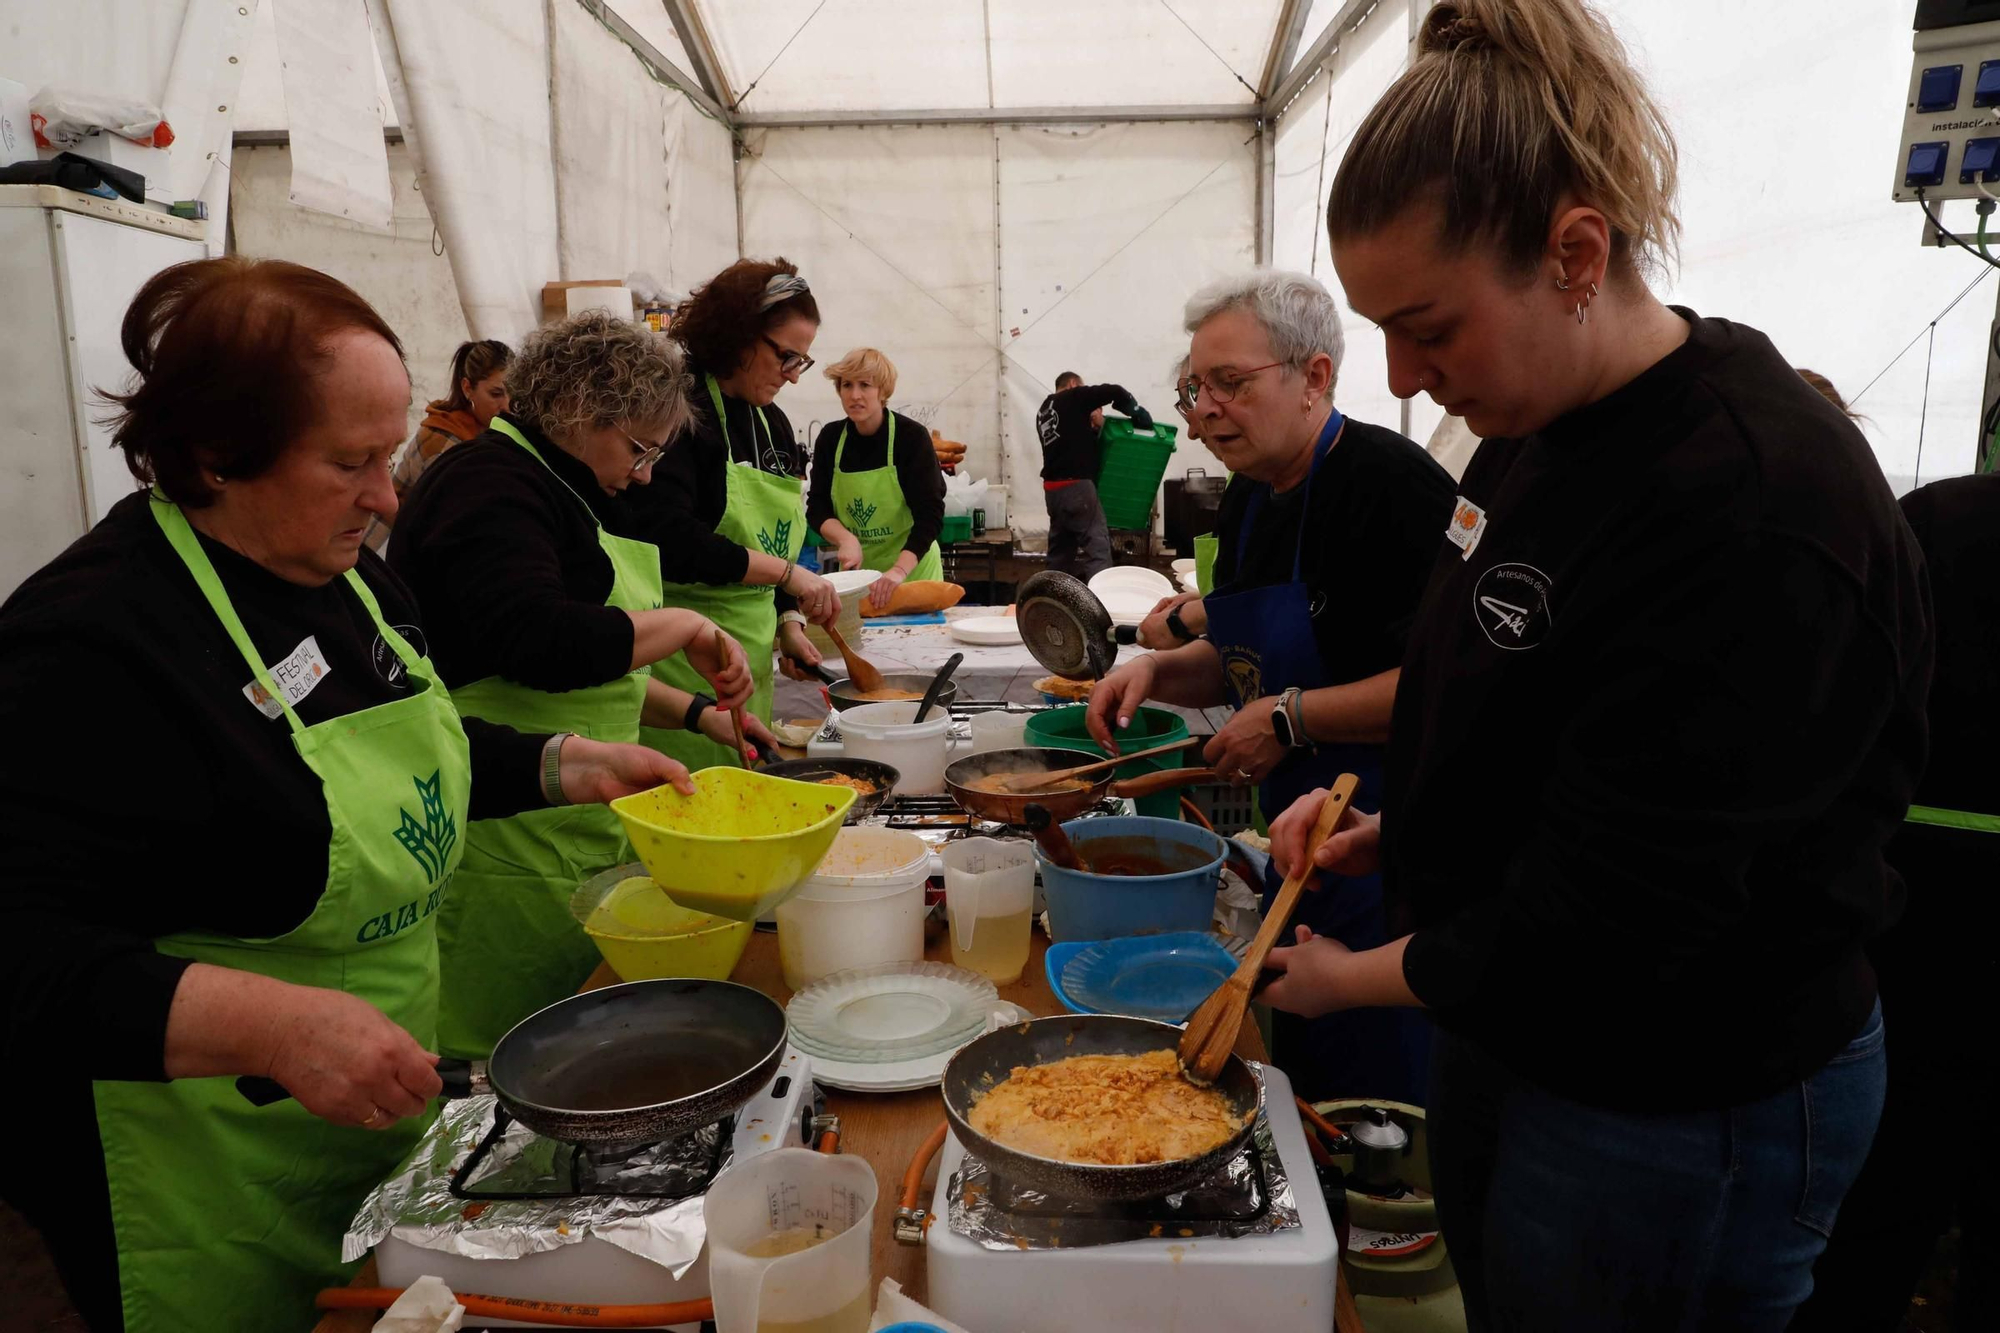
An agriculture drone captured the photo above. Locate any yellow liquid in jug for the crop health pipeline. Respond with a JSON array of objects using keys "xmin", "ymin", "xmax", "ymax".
[
  {"xmin": 742, "ymin": 1227, "xmax": 870, "ymax": 1333},
  {"xmin": 949, "ymin": 907, "xmax": 1033, "ymax": 984}
]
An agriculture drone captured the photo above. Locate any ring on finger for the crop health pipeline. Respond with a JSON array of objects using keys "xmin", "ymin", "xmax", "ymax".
[{"xmin": 361, "ymin": 1106, "xmax": 389, "ymax": 1128}]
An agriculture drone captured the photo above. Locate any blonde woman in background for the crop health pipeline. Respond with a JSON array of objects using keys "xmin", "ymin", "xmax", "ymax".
[
  {"xmin": 364, "ymin": 338, "xmax": 511, "ymax": 551},
  {"xmin": 807, "ymin": 347, "xmax": 946, "ymax": 609}
]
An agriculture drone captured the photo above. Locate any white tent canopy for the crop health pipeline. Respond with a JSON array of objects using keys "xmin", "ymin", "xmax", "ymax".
[{"xmin": 12, "ymin": 0, "xmax": 1986, "ymax": 540}]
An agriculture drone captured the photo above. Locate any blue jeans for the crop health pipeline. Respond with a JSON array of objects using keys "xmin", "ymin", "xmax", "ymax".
[{"xmin": 1429, "ymin": 1002, "xmax": 1885, "ymax": 1332}]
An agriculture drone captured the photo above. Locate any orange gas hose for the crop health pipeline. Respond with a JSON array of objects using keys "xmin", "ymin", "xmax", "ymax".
[
  {"xmin": 317, "ymin": 1288, "xmax": 712, "ymax": 1327},
  {"xmin": 817, "ymin": 1127, "xmax": 841, "ymax": 1153},
  {"xmin": 1295, "ymin": 1095, "xmax": 1351, "ymax": 1149},
  {"xmin": 903, "ymin": 1121, "xmax": 949, "ymax": 1210},
  {"xmin": 1179, "ymin": 796, "xmax": 1214, "ymax": 831}
]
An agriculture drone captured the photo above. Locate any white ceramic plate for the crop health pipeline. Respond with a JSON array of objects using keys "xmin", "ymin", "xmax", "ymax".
[
  {"xmin": 1170, "ymin": 558, "xmax": 1197, "ymax": 574},
  {"xmin": 1098, "ymin": 590, "xmax": 1159, "ymax": 627},
  {"xmin": 804, "ymin": 1003, "xmax": 1034, "ymax": 1092},
  {"xmin": 787, "ymin": 961, "xmax": 997, "ymax": 1062},
  {"xmin": 822, "ymin": 569, "xmax": 882, "ymax": 595},
  {"xmin": 1089, "ymin": 566, "xmax": 1174, "ymax": 600},
  {"xmin": 949, "ymin": 615, "xmax": 1024, "ymax": 646},
  {"xmin": 1177, "ymin": 571, "xmax": 1200, "ymax": 593}
]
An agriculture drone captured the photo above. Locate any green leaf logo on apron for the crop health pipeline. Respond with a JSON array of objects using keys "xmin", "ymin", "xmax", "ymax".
[
  {"xmin": 392, "ymin": 770, "xmax": 458, "ymax": 882},
  {"xmin": 829, "ymin": 414, "xmax": 943, "ymax": 580},
  {"xmin": 756, "ymin": 516, "xmax": 795, "ymax": 558},
  {"xmin": 846, "ymin": 495, "xmax": 879, "ymax": 533}
]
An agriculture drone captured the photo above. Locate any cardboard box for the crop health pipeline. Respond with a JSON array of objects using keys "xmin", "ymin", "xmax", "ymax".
[{"xmin": 540, "ymin": 279, "xmax": 630, "ymax": 323}]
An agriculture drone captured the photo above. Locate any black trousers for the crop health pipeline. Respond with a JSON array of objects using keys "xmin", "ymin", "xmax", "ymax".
[{"xmin": 1044, "ymin": 481, "xmax": 1111, "ymax": 581}]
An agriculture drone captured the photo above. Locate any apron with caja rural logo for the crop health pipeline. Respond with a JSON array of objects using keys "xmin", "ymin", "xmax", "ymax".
[
  {"xmin": 648, "ymin": 375, "xmax": 806, "ymax": 770},
  {"xmin": 91, "ymin": 496, "xmax": 470, "ymax": 1333},
  {"xmin": 830, "ymin": 414, "xmax": 944, "ymax": 580}
]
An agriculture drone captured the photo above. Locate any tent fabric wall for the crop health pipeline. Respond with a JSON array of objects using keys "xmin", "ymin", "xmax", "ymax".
[
  {"xmin": 229, "ymin": 141, "xmax": 470, "ymax": 435},
  {"xmin": 739, "ymin": 118, "xmax": 1256, "ymax": 542}
]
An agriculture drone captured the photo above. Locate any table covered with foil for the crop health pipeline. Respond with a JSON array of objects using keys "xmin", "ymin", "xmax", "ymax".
[
  {"xmin": 944, "ymin": 1112, "xmax": 1301, "ymax": 1251},
  {"xmin": 343, "ymin": 1094, "xmax": 728, "ymax": 1274}
]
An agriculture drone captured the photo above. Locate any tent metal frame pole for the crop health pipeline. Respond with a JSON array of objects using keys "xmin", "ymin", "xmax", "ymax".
[
  {"xmin": 736, "ymin": 105, "xmax": 1253, "ymax": 129},
  {"xmin": 1261, "ymin": 0, "xmax": 1314, "ymax": 99},
  {"xmin": 578, "ymin": 0, "xmax": 729, "ymax": 124},
  {"xmin": 1255, "ymin": 121, "xmax": 1275, "ymax": 265},
  {"xmin": 658, "ymin": 0, "xmax": 735, "ymax": 113},
  {"xmin": 1264, "ymin": 0, "xmax": 1379, "ymax": 120}
]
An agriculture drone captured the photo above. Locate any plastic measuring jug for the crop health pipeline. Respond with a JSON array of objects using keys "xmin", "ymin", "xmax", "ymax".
[
  {"xmin": 704, "ymin": 1148, "xmax": 878, "ymax": 1333},
  {"xmin": 968, "ymin": 710, "xmax": 1027, "ymax": 755},
  {"xmin": 940, "ymin": 837, "xmax": 1036, "ymax": 984}
]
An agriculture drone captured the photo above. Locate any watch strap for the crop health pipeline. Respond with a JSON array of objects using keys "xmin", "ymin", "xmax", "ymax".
[{"xmin": 683, "ymin": 691, "xmax": 716, "ymax": 735}]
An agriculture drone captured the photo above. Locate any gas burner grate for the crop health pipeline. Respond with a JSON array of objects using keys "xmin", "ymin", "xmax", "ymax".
[
  {"xmin": 448, "ymin": 1104, "xmax": 733, "ymax": 1202},
  {"xmin": 981, "ymin": 1143, "xmax": 1272, "ymax": 1225}
]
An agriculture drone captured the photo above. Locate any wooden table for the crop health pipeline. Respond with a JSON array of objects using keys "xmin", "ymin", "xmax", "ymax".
[{"xmin": 317, "ymin": 929, "xmax": 1363, "ymax": 1330}]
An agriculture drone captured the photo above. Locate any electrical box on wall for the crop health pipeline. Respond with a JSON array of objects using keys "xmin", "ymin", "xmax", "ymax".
[{"xmin": 1894, "ymin": 16, "xmax": 2000, "ymax": 202}]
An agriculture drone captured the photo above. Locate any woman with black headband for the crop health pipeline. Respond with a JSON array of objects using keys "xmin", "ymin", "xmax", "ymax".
[{"xmin": 617, "ymin": 258, "xmax": 839, "ymax": 769}]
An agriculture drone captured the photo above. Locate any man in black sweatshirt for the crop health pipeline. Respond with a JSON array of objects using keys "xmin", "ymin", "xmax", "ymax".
[{"xmin": 1037, "ymin": 371, "xmax": 1150, "ymax": 579}]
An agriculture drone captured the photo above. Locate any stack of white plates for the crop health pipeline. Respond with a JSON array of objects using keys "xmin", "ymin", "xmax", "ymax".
[
  {"xmin": 948, "ymin": 615, "xmax": 1023, "ymax": 646},
  {"xmin": 786, "ymin": 962, "xmax": 1028, "ymax": 1092},
  {"xmin": 1088, "ymin": 566, "xmax": 1174, "ymax": 627}
]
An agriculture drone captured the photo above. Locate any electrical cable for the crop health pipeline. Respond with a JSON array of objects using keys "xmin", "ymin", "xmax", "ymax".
[
  {"xmin": 1916, "ymin": 188, "xmax": 2000, "ymax": 272},
  {"xmin": 1849, "ymin": 264, "xmax": 1993, "ymax": 409}
]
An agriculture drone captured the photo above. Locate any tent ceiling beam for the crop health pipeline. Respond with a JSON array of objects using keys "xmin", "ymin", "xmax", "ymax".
[
  {"xmin": 658, "ymin": 0, "xmax": 735, "ymax": 111},
  {"xmin": 233, "ymin": 128, "xmax": 405, "ymax": 147},
  {"xmin": 580, "ymin": 0, "xmax": 729, "ymax": 124},
  {"xmin": 737, "ymin": 105, "xmax": 1255, "ymax": 129},
  {"xmin": 1261, "ymin": 0, "xmax": 1315, "ymax": 98},
  {"xmin": 1264, "ymin": 0, "xmax": 1379, "ymax": 119}
]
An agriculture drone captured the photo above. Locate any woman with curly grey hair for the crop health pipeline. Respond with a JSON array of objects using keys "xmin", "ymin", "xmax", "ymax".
[{"xmin": 391, "ymin": 310, "xmax": 766, "ymax": 1058}]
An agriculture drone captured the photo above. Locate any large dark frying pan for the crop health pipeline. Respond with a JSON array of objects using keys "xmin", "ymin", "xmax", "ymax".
[
  {"xmin": 237, "ymin": 979, "xmax": 788, "ymax": 1151},
  {"xmin": 1017, "ymin": 570, "xmax": 1137, "ymax": 682},
  {"xmin": 827, "ymin": 674, "xmax": 959, "ymax": 715},
  {"xmin": 756, "ymin": 756, "xmax": 901, "ymax": 821},
  {"xmin": 946, "ymin": 746, "xmax": 1220, "ymax": 825},
  {"xmin": 942, "ymin": 1013, "xmax": 1263, "ymax": 1202}
]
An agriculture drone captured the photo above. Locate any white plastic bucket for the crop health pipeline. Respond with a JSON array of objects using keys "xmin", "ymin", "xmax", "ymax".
[
  {"xmin": 840, "ymin": 700, "xmax": 950, "ymax": 795},
  {"xmin": 968, "ymin": 710, "xmax": 1028, "ymax": 755},
  {"xmin": 776, "ymin": 827, "xmax": 932, "ymax": 990}
]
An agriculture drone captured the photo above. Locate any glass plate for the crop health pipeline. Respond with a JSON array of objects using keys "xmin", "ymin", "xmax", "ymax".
[
  {"xmin": 786, "ymin": 962, "xmax": 998, "ymax": 1063},
  {"xmin": 1059, "ymin": 932, "xmax": 1237, "ymax": 1023}
]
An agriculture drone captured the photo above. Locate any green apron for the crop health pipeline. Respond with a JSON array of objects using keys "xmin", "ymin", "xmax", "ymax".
[
  {"xmin": 435, "ymin": 418, "xmax": 663, "ymax": 1058},
  {"xmin": 90, "ymin": 497, "xmax": 471, "ymax": 1333},
  {"xmin": 831, "ymin": 413, "xmax": 944, "ymax": 580},
  {"xmin": 1905, "ymin": 803, "xmax": 2000, "ymax": 833},
  {"xmin": 646, "ymin": 376, "xmax": 805, "ymax": 769}
]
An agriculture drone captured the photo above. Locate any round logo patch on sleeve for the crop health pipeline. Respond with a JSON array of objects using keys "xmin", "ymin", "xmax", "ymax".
[{"xmin": 1473, "ymin": 563, "xmax": 1553, "ymax": 650}]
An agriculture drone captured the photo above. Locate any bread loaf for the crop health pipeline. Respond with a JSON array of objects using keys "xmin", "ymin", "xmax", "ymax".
[{"xmin": 860, "ymin": 580, "xmax": 966, "ymax": 617}]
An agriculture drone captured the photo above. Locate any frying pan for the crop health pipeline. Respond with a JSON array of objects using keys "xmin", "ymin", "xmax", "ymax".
[
  {"xmin": 1016, "ymin": 570, "xmax": 1138, "ymax": 682},
  {"xmin": 945, "ymin": 746, "xmax": 1219, "ymax": 825},
  {"xmin": 941, "ymin": 1013, "xmax": 1263, "ymax": 1201},
  {"xmin": 755, "ymin": 757, "xmax": 901, "ymax": 821},
  {"xmin": 237, "ymin": 979, "xmax": 788, "ymax": 1151},
  {"xmin": 827, "ymin": 673, "xmax": 960, "ymax": 715}
]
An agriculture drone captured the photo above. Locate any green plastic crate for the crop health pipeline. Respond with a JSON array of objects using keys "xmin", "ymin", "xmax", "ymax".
[
  {"xmin": 1096, "ymin": 417, "xmax": 1180, "ymax": 530},
  {"xmin": 940, "ymin": 513, "xmax": 974, "ymax": 543}
]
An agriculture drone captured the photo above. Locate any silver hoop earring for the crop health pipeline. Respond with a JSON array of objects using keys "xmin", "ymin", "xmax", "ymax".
[{"xmin": 1555, "ymin": 275, "xmax": 1571, "ymax": 291}]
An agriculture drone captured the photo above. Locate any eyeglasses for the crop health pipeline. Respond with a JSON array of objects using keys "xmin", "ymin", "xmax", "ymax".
[
  {"xmin": 761, "ymin": 335, "xmax": 815, "ymax": 376},
  {"xmin": 621, "ymin": 428, "xmax": 669, "ymax": 475},
  {"xmin": 1175, "ymin": 362, "xmax": 1285, "ymax": 414}
]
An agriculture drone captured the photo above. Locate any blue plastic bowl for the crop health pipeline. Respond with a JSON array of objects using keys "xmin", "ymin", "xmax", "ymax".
[{"xmin": 1034, "ymin": 816, "xmax": 1225, "ymax": 943}]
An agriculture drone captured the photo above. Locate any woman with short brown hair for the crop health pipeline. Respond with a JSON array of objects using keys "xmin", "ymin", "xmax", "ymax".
[
  {"xmin": 1262, "ymin": 1, "xmax": 1925, "ymax": 1325},
  {"xmin": 0, "ymin": 257, "xmax": 680, "ymax": 1330}
]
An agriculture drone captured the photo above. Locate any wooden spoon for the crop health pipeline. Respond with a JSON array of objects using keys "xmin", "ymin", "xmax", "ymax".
[
  {"xmin": 1177, "ymin": 773, "xmax": 1359, "ymax": 1085},
  {"xmin": 1023, "ymin": 803, "xmax": 1089, "ymax": 872},
  {"xmin": 728, "ymin": 706, "xmax": 753, "ymax": 768},
  {"xmin": 822, "ymin": 622, "xmax": 886, "ymax": 695},
  {"xmin": 991, "ymin": 735, "xmax": 1204, "ymax": 793}
]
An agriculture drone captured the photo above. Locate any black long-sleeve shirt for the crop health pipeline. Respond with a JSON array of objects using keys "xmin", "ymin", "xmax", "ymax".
[
  {"xmin": 617, "ymin": 376, "xmax": 803, "ymax": 587},
  {"xmin": 806, "ymin": 410, "xmax": 947, "ymax": 558},
  {"xmin": 1037, "ymin": 383, "xmax": 1136, "ymax": 482},
  {"xmin": 0, "ymin": 492, "xmax": 549, "ymax": 1323},
  {"xmin": 1382, "ymin": 312, "xmax": 1931, "ymax": 1111},
  {"xmin": 388, "ymin": 416, "xmax": 638, "ymax": 691}
]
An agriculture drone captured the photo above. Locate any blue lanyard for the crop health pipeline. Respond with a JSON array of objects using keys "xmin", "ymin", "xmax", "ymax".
[{"xmin": 1237, "ymin": 406, "xmax": 1345, "ymax": 582}]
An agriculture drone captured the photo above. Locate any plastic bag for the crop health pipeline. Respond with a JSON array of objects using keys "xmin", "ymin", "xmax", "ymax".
[
  {"xmin": 30, "ymin": 88, "xmax": 173, "ymax": 149},
  {"xmin": 941, "ymin": 471, "xmax": 987, "ymax": 519}
]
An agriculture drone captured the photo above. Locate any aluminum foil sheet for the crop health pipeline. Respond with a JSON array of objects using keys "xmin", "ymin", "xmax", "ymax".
[
  {"xmin": 945, "ymin": 1113, "xmax": 1301, "ymax": 1251},
  {"xmin": 344, "ymin": 1095, "xmax": 728, "ymax": 1275}
]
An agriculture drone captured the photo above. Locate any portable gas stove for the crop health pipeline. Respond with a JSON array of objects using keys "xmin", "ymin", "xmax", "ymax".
[
  {"xmin": 923, "ymin": 1063, "xmax": 1340, "ymax": 1332},
  {"xmin": 367, "ymin": 1049, "xmax": 823, "ymax": 1331}
]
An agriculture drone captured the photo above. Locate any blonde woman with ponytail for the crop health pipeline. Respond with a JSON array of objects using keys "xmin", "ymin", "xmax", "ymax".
[{"xmin": 1261, "ymin": 2, "xmax": 1928, "ymax": 1327}]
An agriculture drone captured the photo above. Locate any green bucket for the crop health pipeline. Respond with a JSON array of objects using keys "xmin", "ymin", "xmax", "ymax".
[{"xmin": 1024, "ymin": 705, "xmax": 1192, "ymax": 819}]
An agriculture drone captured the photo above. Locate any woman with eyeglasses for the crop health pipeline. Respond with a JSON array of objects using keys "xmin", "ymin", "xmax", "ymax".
[
  {"xmin": 388, "ymin": 310, "xmax": 760, "ymax": 1059},
  {"xmin": 1087, "ymin": 270, "xmax": 1454, "ymax": 1104},
  {"xmin": 616, "ymin": 257, "xmax": 840, "ymax": 769}
]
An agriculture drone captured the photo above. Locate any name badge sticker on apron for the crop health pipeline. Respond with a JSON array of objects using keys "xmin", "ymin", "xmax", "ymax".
[{"xmin": 1446, "ymin": 497, "xmax": 1487, "ymax": 561}]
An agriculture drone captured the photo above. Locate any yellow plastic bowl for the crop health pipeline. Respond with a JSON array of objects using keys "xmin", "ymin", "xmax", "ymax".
[
  {"xmin": 612, "ymin": 767, "xmax": 857, "ymax": 922},
  {"xmin": 569, "ymin": 864, "xmax": 753, "ymax": 981}
]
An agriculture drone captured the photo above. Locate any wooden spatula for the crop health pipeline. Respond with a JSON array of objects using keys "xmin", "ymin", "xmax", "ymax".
[
  {"xmin": 822, "ymin": 622, "xmax": 886, "ymax": 695},
  {"xmin": 1177, "ymin": 773, "xmax": 1359, "ymax": 1084},
  {"xmin": 728, "ymin": 707, "xmax": 753, "ymax": 768},
  {"xmin": 992, "ymin": 735, "xmax": 1204, "ymax": 793}
]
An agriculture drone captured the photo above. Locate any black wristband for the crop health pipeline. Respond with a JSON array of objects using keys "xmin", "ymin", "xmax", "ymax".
[
  {"xmin": 682, "ymin": 691, "xmax": 716, "ymax": 734},
  {"xmin": 1165, "ymin": 606, "xmax": 1194, "ymax": 643}
]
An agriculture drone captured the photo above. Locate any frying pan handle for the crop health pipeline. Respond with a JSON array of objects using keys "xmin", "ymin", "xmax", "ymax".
[
  {"xmin": 234, "ymin": 1059, "xmax": 483, "ymax": 1109},
  {"xmin": 1110, "ymin": 766, "xmax": 1219, "ymax": 798},
  {"xmin": 1113, "ymin": 625, "xmax": 1139, "ymax": 646}
]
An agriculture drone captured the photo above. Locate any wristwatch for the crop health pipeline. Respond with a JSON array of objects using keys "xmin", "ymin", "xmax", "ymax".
[
  {"xmin": 682, "ymin": 691, "xmax": 717, "ymax": 735},
  {"xmin": 1270, "ymin": 687, "xmax": 1311, "ymax": 750},
  {"xmin": 1165, "ymin": 605, "xmax": 1196, "ymax": 643}
]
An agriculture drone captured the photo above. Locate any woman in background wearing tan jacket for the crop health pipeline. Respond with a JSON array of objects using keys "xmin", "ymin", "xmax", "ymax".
[{"xmin": 365, "ymin": 338, "xmax": 511, "ymax": 551}]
